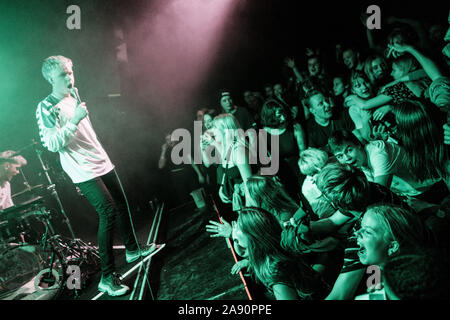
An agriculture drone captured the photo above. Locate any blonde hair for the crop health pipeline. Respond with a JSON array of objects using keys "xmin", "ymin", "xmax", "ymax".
[
  {"xmin": 363, "ymin": 204, "xmax": 433, "ymax": 253},
  {"xmin": 41, "ymin": 55, "xmax": 73, "ymax": 83},
  {"xmin": 212, "ymin": 113, "xmax": 248, "ymax": 163},
  {"xmin": 298, "ymin": 148, "xmax": 329, "ymax": 176}
]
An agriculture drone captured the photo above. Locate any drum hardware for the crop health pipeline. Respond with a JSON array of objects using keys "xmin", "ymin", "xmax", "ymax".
[
  {"xmin": 0, "ymin": 243, "xmax": 64, "ymax": 300},
  {"xmin": 0, "ymin": 197, "xmax": 50, "ymax": 246},
  {"xmin": 38, "ymin": 235, "xmax": 100, "ymax": 299},
  {"xmin": 11, "ymin": 184, "xmax": 45, "ymax": 199},
  {"xmin": 1, "ymin": 143, "xmax": 101, "ymax": 299},
  {"xmin": 35, "ymin": 147, "xmax": 76, "ymax": 239},
  {"xmin": 35, "ymin": 146, "xmax": 101, "ymax": 284},
  {"xmin": 0, "ymin": 203, "xmax": 100, "ymax": 300}
]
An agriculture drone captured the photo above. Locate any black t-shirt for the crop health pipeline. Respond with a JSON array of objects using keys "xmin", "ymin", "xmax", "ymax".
[
  {"xmin": 232, "ymin": 106, "xmax": 256, "ymax": 131},
  {"xmin": 305, "ymin": 111, "xmax": 354, "ymax": 152}
]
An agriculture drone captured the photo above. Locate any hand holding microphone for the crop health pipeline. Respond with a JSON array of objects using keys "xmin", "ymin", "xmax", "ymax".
[{"xmin": 70, "ymin": 87, "xmax": 88, "ymax": 126}]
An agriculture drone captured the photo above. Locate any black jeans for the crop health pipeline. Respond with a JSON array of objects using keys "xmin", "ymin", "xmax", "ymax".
[{"xmin": 76, "ymin": 170, "xmax": 138, "ymax": 277}]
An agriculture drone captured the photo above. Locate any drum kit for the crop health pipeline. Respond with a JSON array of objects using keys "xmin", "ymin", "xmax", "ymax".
[{"xmin": 0, "ymin": 143, "xmax": 100, "ymax": 300}]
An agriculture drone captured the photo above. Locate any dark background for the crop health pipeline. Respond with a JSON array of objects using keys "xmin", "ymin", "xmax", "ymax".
[{"xmin": 0, "ymin": 0, "xmax": 448, "ymax": 241}]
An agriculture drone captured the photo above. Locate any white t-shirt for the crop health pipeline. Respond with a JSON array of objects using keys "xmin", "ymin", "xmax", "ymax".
[
  {"xmin": 0, "ymin": 181, "xmax": 13, "ymax": 210},
  {"xmin": 362, "ymin": 140, "xmax": 402, "ymax": 182},
  {"xmin": 301, "ymin": 175, "xmax": 335, "ymax": 219},
  {"xmin": 36, "ymin": 94, "xmax": 114, "ymax": 183},
  {"xmin": 302, "ymin": 176, "xmax": 322, "ymax": 208},
  {"xmin": 348, "ymin": 106, "xmax": 372, "ymax": 130},
  {"xmin": 364, "ymin": 140, "xmax": 440, "ymax": 198}
]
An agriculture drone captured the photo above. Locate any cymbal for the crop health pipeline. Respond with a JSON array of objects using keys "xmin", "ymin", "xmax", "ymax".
[
  {"xmin": 11, "ymin": 185, "xmax": 45, "ymax": 198},
  {"xmin": 0, "ymin": 196, "xmax": 44, "ymax": 217}
]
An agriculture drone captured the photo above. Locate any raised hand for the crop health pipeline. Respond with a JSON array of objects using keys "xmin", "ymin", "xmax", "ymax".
[
  {"xmin": 71, "ymin": 102, "xmax": 88, "ymax": 125},
  {"xmin": 371, "ymin": 123, "xmax": 389, "ymax": 141},
  {"xmin": 305, "ymin": 47, "xmax": 315, "ymax": 57},
  {"xmin": 218, "ymin": 186, "xmax": 232, "ymax": 203},
  {"xmin": 386, "ymin": 43, "xmax": 411, "ymax": 59},
  {"xmin": 360, "ymin": 11, "xmax": 368, "ymax": 27},
  {"xmin": 373, "ymin": 105, "xmax": 391, "ymax": 121},
  {"xmin": 284, "ymin": 57, "xmax": 296, "ymax": 69},
  {"xmin": 206, "ymin": 218, "xmax": 232, "ymax": 238},
  {"xmin": 344, "ymin": 95, "xmax": 366, "ymax": 109}
]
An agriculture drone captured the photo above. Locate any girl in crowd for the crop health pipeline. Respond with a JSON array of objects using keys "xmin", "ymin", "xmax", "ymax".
[
  {"xmin": 391, "ymin": 98, "xmax": 450, "ymax": 206},
  {"xmin": 356, "ymin": 204, "xmax": 433, "ymax": 267},
  {"xmin": 387, "ymin": 41, "xmax": 450, "ymax": 145},
  {"xmin": 332, "ymin": 74, "xmax": 350, "ymax": 105},
  {"xmin": 344, "ymin": 55, "xmax": 430, "ymax": 123},
  {"xmin": 244, "ymin": 175, "xmax": 302, "ymax": 225},
  {"xmin": 205, "ymin": 174, "xmax": 313, "ymax": 241},
  {"xmin": 196, "ymin": 108, "xmax": 219, "ymax": 188},
  {"xmin": 260, "ymin": 99, "xmax": 306, "ymax": 201},
  {"xmin": 233, "ymin": 207, "xmax": 329, "ymax": 300},
  {"xmin": 196, "ymin": 108, "xmax": 218, "ymax": 131},
  {"xmin": 364, "ymin": 53, "xmax": 390, "ymax": 90},
  {"xmin": 207, "ymin": 113, "xmax": 253, "ymax": 211},
  {"xmin": 345, "ymin": 71, "xmax": 376, "ymax": 142},
  {"xmin": 354, "ymin": 204, "xmax": 436, "ymax": 299},
  {"xmin": 206, "ymin": 174, "xmax": 335, "ymax": 284}
]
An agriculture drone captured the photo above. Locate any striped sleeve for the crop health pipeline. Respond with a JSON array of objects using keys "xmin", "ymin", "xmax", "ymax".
[{"xmin": 36, "ymin": 99, "xmax": 78, "ymax": 153}]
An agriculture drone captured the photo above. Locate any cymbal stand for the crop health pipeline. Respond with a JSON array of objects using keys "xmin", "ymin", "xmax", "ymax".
[
  {"xmin": 35, "ymin": 147, "xmax": 76, "ymax": 239},
  {"xmin": 19, "ymin": 169, "xmax": 32, "ymax": 191},
  {"xmin": 34, "ymin": 148, "xmax": 101, "ymax": 254},
  {"xmin": 32, "ymin": 157, "xmax": 101, "ymax": 297}
]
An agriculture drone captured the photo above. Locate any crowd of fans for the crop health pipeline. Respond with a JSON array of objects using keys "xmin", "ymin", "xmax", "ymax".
[{"xmin": 163, "ymin": 12, "xmax": 450, "ymax": 299}]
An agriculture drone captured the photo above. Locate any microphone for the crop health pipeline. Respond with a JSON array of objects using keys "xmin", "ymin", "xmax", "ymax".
[{"xmin": 70, "ymin": 86, "xmax": 82, "ymax": 104}]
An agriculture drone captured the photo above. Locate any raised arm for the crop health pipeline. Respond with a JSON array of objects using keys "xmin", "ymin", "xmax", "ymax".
[
  {"xmin": 308, "ymin": 210, "xmax": 351, "ymax": 235},
  {"xmin": 158, "ymin": 143, "xmax": 169, "ymax": 169},
  {"xmin": 293, "ymin": 122, "xmax": 307, "ymax": 152},
  {"xmin": 284, "ymin": 58, "xmax": 305, "ymax": 83},
  {"xmin": 325, "ymin": 269, "xmax": 365, "ymax": 300},
  {"xmin": 387, "ymin": 16, "xmax": 430, "ymax": 52},
  {"xmin": 344, "ymin": 94, "xmax": 392, "ymax": 111},
  {"xmin": 388, "ymin": 43, "xmax": 444, "ymax": 81}
]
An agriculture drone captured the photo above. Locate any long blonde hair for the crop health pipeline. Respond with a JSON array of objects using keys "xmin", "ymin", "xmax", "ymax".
[{"xmin": 212, "ymin": 113, "xmax": 249, "ymax": 165}]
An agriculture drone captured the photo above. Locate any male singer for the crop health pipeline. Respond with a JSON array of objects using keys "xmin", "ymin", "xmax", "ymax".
[{"xmin": 36, "ymin": 56, "xmax": 163, "ymax": 296}]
